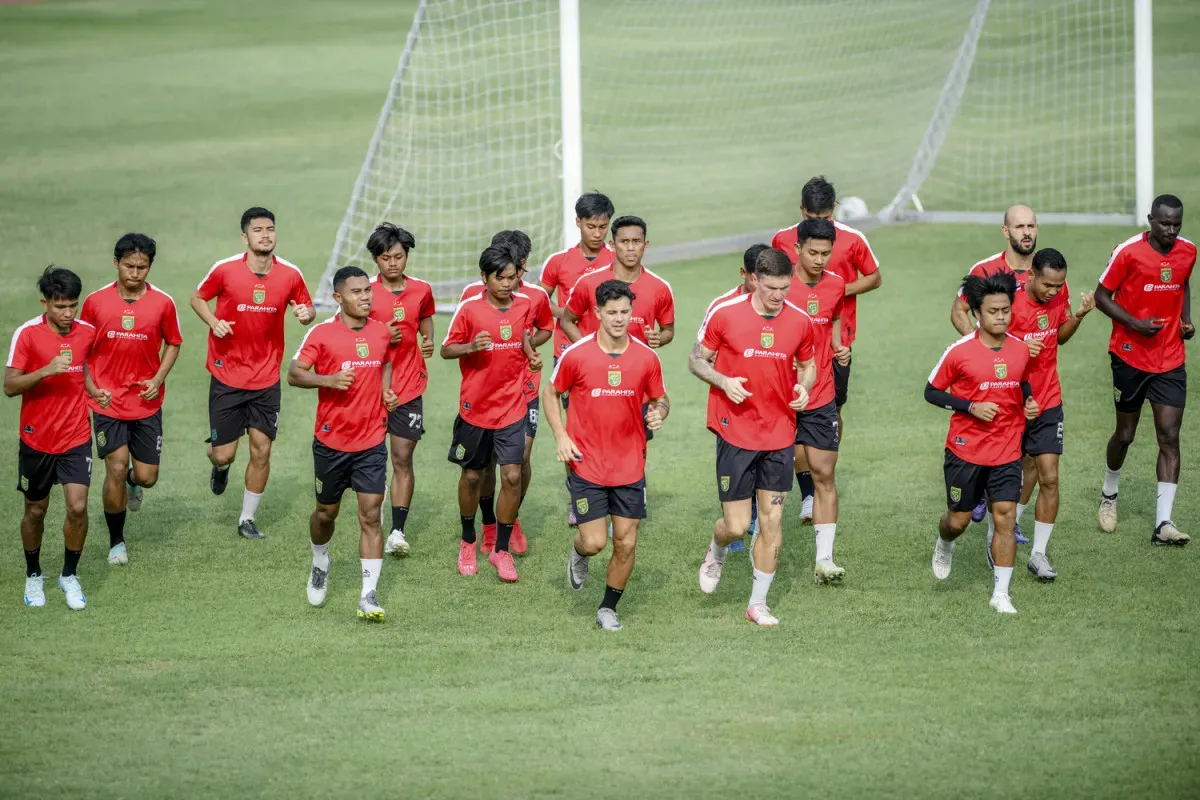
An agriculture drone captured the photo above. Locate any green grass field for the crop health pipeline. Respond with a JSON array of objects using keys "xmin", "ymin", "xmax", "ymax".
[{"xmin": 1, "ymin": 2, "xmax": 1198, "ymax": 798}]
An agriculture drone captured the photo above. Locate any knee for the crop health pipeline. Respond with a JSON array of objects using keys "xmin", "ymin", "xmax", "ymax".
[
  {"xmin": 579, "ymin": 529, "xmax": 608, "ymax": 555},
  {"xmin": 612, "ymin": 531, "xmax": 638, "ymax": 558},
  {"xmin": 135, "ymin": 466, "xmax": 159, "ymax": 489},
  {"xmin": 249, "ymin": 445, "xmax": 271, "ymax": 467},
  {"xmin": 1156, "ymin": 424, "xmax": 1181, "ymax": 451},
  {"xmin": 1114, "ymin": 424, "xmax": 1138, "ymax": 448},
  {"xmin": 105, "ymin": 459, "xmax": 128, "ymax": 484},
  {"xmin": 314, "ymin": 504, "xmax": 339, "ymax": 524},
  {"xmin": 358, "ymin": 504, "xmax": 381, "ymax": 527},
  {"xmin": 460, "ymin": 470, "xmax": 482, "ymax": 490},
  {"xmin": 499, "ymin": 468, "xmax": 522, "ymax": 492},
  {"xmin": 1038, "ymin": 470, "xmax": 1060, "ymax": 494},
  {"xmin": 65, "ymin": 498, "xmax": 88, "ymax": 521},
  {"xmin": 24, "ymin": 502, "xmax": 47, "ymax": 523},
  {"xmin": 991, "ymin": 505, "xmax": 1015, "ymax": 527}
]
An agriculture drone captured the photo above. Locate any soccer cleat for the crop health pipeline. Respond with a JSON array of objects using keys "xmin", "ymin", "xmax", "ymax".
[
  {"xmin": 567, "ymin": 548, "xmax": 589, "ymax": 591},
  {"xmin": 237, "ymin": 519, "xmax": 265, "ymax": 540},
  {"xmin": 748, "ymin": 499, "xmax": 759, "ymax": 535},
  {"xmin": 210, "ymin": 465, "xmax": 229, "ymax": 496},
  {"xmin": 971, "ymin": 498, "xmax": 988, "ymax": 523},
  {"xmin": 1098, "ymin": 493, "xmax": 1118, "ymax": 533},
  {"xmin": 567, "ymin": 500, "xmax": 578, "ymax": 528},
  {"xmin": 1014, "ymin": 521, "xmax": 1030, "ymax": 545},
  {"xmin": 607, "ymin": 519, "xmax": 614, "ymax": 539},
  {"xmin": 1027, "ymin": 552, "xmax": 1058, "ymax": 581},
  {"xmin": 989, "ymin": 594, "xmax": 1018, "ymax": 614},
  {"xmin": 107, "ymin": 542, "xmax": 128, "ymax": 565},
  {"xmin": 932, "ymin": 537, "xmax": 955, "ymax": 581},
  {"xmin": 24, "ymin": 575, "xmax": 45, "ymax": 607},
  {"xmin": 357, "ymin": 591, "xmax": 385, "ymax": 621},
  {"xmin": 57, "ymin": 575, "xmax": 86, "ymax": 610},
  {"xmin": 596, "ymin": 607, "xmax": 623, "ymax": 631},
  {"xmin": 699, "ymin": 549, "xmax": 724, "ymax": 594},
  {"xmin": 384, "ymin": 530, "xmax": 410, "ymax": 558},
  {"xmin": 479, "ymin": 523, "xmax": 497, "ymax": 555},
  {"xmin": 127, "ymin": 482, "xmax": 144, "ymax": 512},
  {"xmin": 510, "ymin": 519, "xmax": 528, "ymax": 555},
  {"xmin": 745, "ymin": 603, "xmax": 779, "ymax": 626},
  {"xmin": 488, "ymin": 550, "xmax": 519, "ymax": 582},
  {"xmin": 307, "ymin": 564, "xmax": 328, "ymax": 607},
  {"xmin": 799, "ymin": 495, "xmax": 814, "ymax": 525},
  {"xmin": 814, "ymin": 558, "xmax": 846, "ymax": 584},
  {"xmin": 457, "ymin": 540, "xmax": 478, "ymax": 576},
  {"xmin": 985, "ymin": 528, "xmax": 995, "ymax": 569},
  {"xmin": 1152, "ymin": 521, "xmax": 1190, "ymax": 546}
]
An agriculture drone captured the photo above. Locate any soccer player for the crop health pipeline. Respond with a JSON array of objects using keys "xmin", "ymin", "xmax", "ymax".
[
  {"xmin": 289, "ymin": 266, "xmax": 398, "ymax": 621},
  {"xmin": 191, "ymin": 207, "xmax": 315, "ymax": 540},
  {"xmin": 544, "ymin": 280, "xmax": 669, "ymax": 631},
  {"xmin": 786, "ymin": 218, "xmax": 849, "ymax": 581},
  {"xmin": 690, "ymin": 249, "xmax": 817, "ymax": 626},
  {"xmin": 925, "ymin": 272, "xmax": 1039, "ymax": 615},
  {"xmin": 459, "ymin": 231, "xmax": 553, "ymax": 555},
  {"xmin": 365, "ymin": 223, "xmax": 435, "ymax": 558},
  {"xmin": 442, "ymin": 245, "xmax": 543, "ymax": 582},
  {"xmin": 1095, "ymin": 194, "xmax": 1194, "ymax": 544},
  {"xmin": 80, "ymin": 234, "xmax": 183, "ymax": 566},
  {"xmin": 5, "ymin": 267, "xmax": 97, "ymax": 610},
  {"xmin": 539, "ymin": 192, "xmax": 616, "ymax": 362}
]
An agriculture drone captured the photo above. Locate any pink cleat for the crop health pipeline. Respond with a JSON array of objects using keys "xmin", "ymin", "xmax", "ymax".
[
  {"xmin": 488, "ymin": 550, "xmax": 519, "ymax": 582},
  {"xmin": 745, "ymin": 603, "xmax": 779, "ymax": 627},
  {"xmin": 480, "ymin": 524, "xmax": 497, "ymax": 555},
  {"xmin": 457, "ymin": 540, "xmax": 478, "ymax": 576},
  {"xmin": 510, "ymin": 519, "xmax": 528, "ymax": 555}
]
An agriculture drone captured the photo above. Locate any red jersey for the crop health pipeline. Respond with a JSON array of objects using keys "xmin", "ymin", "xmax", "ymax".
[
  {"xmin": 443, "ymin": 292, "xmax": 538, "ymax": 429},
  {"xmin": 771, "ymin": 220, "xmax": 878, "ymax": 346},
  {"xmin": 460, "ymin": 279, "xmax": 553, "ymax": 402},
  {"xmin": 785, "ymin": 271, "xmax": 845, "ymax": 410},
  {"xmin": 80, "ymin": 282, "xmax": 183, "ymax": 420},
  {"xmin": 196, "ymin": 253, "xmax": 313, "ymax": 390},
  {"xmin": 1099, "ymin": 232, "xmax": 1196, "ymax": 373},
  {"xmin": 927, "ymin": 332, "xmax": 1031, "ymax": 466},
  {"xmin": 1008, "ymin": 283, "xmax": 1071, "ymax": 411},
  {"xmin": 551, "ymin": 334, "xmax": 666, "ymax": 487},
  {"xmin": 539, "ymin": 244, "xmax": 615, "ymax": 355},
  {"xmin": 368, "ymin": 275, "xmax": 435, "ymax": 405},
  {"xmin": 6, "ymin": 316, "xmax": 96, "ymax": 454},
  {"xmin": 702, "ymin": 286, "xmax": 747, "ymax": 326},
  {"xmin": 699, "ymin": 294, "xmax": 815, "ymax": 452},
  {"xmin": 565, "ymin": 265, "xmax": 675, "ymax": 344},
  {"xmin": 294, "ymin": 316, "xmax": 391, "ymax": 452}
]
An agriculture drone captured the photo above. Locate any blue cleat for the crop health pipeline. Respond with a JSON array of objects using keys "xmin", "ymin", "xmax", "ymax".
[
  {"xmin": 1014, "ymin": 521, "xmax": 1030, "ymax": 545},
  {"xmin": 971, "ymin": 498, "xmax": 987, "ymax": 523}
]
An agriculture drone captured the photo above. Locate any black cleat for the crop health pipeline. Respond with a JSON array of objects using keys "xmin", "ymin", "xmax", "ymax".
[
  {"xmin": 211, "ymin": 466, "xmax": 230, "ymax": 496},
  {"xmin": 238, "ymin": 519, "xmax": 265, "ymax": 540}
]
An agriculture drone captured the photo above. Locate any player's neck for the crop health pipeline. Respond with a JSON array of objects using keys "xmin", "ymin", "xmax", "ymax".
[
  {"xmin": 798, "ymin": 268, "xmax": 823, "ymax": 285},
  {"xmin": 597, "ymin": 329, "xmax": 628, "ymax": 354},
  {"xmin": 611, "ymin": 262, "xmax": 642, "ymax": 282},
  {"xmin": 44, "ymin": 316, "xmax": 71, "ymax": 335},
  {"xmin": 378, "ymin": 272, "xmax": 406, "ymax": 292},
  {"xmin": 116, "ymin": 282, "xmax": 147, "ymax": 301},
  {"xmin": 579, "ymin": 241, "xmax": 603, "ymax": 259},
  {"xmin": 338, "ymin": 313, "xmax": 367, "ymax": 331},
  {"xmin": 485, "ymin": 291, "xmax": 510, "ymax": 310},
  {"xmin": 1148, "ymin": 233, "xmax": 1174, "ymax": 255},
  {"xmin": 977, "ymin": 328, "xmax": 1005, "ymax": 349},
  {"xmin": 1005, "ymin": 249, "xmax": 1032, "ymax": 271},
  {"xmin": 245, "ymin": 251, "xmax": 274, "ymax": 274}
]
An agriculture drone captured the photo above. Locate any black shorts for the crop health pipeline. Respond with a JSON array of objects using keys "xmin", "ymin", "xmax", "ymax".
[
  {"xmin": 208, "ymin": 377, "xmax": 281, "ymax": 446},
  {"xmin": 387, "ymin": 396, "xmax": 424, "ymax": 442},
  {"xmin": 93, "ymin": 410, "xmax": 163, "ymax": 465},
  {"xmin": 943, "ymin": 450, "xmax": 1022, "ymax": 512},
  {"xmin": 525, "ymin": 397, "xmax": 539, "ymax": 439},
  {"xmin": 567, "ymin": 473, "xmax": 646, "ymax": 523},
  {"xmin": 715, "ymin": 436, "xmax": 795, "ymax": 503},
  {"xmin": 834, "ymin": 355, "xmax": 851, "ymax": 407},
  {"xmin": 1024, "ymin": 404, "xmax": 1064, "ymax": 456},
  {"xmin": 313, "ymin": 439, "xmax": 387, "ymax": 505},
  {"xmin": 17, "ymin": 441, "xmax": 92, "ymax": 501},
  {"xmin": 1111, "ymin": 353, "xmax": 1187, "ymax": 412},
  {"xmin": 795, "ymin": 400, "xmax": 840, "ymax": 452},
  {"xmin": 447, "ymin": 415, "xmax": 525, "ymax": 471}
]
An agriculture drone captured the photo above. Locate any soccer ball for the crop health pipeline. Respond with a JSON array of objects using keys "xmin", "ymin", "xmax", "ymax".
[{"xmin": 835, "ymin": 196, "xmax": 869, "ymax": 222}]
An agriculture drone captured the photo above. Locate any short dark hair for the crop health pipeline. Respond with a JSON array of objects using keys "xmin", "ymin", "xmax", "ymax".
[
  {"xmin": 801, "ymin": 176, "xmax": 836, "ymax": 214},
  {"xmin": 478, "ymin": 245, "xmax": 515, "ymax": 278},
  {"xmin": 113, "ymin": 233, "xmax": 157, "ymax": 265},
  {"xmin": 490, "ymin": 229, "xmax": 532, "ymax": 268},
  {"xmin": 1031, "ymin": 248, "xmax": 1068, "ymax": 273},
  {"xmin": 37, "ymin": 265, "xmax": 82, "ymax": 301},
  {"xmin": 796, "ymin": 217, "xmax": 836, "ymax": 246},
  {"xmin": 961, "ymin": 271, "xmax": 1017, "ymax": 313},
  {"xmin": 367, "ymin": 223, "xmax": 416, "ymax": 259},
  {"xmin": 240, "ymin": 207, "xmax": 275, "ymax": 232},
  {"xmin": 611, "ymin": 215, "xmax": 647, "ymax": 238},
  {"xmin": 743, "ymin": 243, "xmax": 769, "ymax": 273},
  {"xmin": 1151, "ymin": 194, "xmax": 1183, "ymax": 215},
  {"xmin": 575, "ymin": 192, "xmax": 615, "ymax": 220},
  {"xmin": 755, "ymin": 249, "xmax": 793, "ymax": 279},
  {"xmin": 595, "ymin": 279, "xmax": 635, "ymax": 308},
  {"xmin": 332, "ymin": 265, "xmax": 369, "ymax": 292}
]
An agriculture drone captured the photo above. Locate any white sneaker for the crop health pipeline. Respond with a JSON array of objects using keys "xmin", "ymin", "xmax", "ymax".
[
  {"xmin": 989, "ymin": 593, "xmax": 1018, "ymax": 614},
  {"xmin": 745, "ymin": 603, "xmax": 779, "ymax": 626},
  {"xmin": 24, "ymin": 575, "xmax": 45, "ymax": 607},
  {"xmin": 1098, "ymin": 494, "xmax": 1118, "ymax": 533},
  {"xmin": 596, "ymin": 607, "xmax": 623, "ymax": 631},
  {"xmin": 814, "ymin": 558, "xmax": 846, "ymax": 584},
  {"xmin": 108, "ymin": 542, "xmax": 128, "ymax": 565},
  {"xmin": 932, "ymin": 537, "xmax": 955, "ymax": 581},
  {"xmin": 699, "ymin": 548, "xmax": 724, "ymax": 594},
  {"xmin": 58, "ymin": 575, "xmax": 86, "ymax": 610},
  {"xmin": 307, "ymin": 564, "xmax": 328, "ymax": 607},
  {"xmin": 384, "ymin": 530, "xmax": 410, "ymax": 557},
  {"xmin": 1027, "ymin": 552, "xmax": 1058, "ymax": 581},
  {"xmin": 799, "ymin": 496, "xmax": 814, "ymax": 525}
]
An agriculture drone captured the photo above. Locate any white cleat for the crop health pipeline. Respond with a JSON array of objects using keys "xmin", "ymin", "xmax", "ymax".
[
  {"xmin": 745, "ymin": 603, "xmax": 779, "ymax": 626},
  {"xmin": 989, "ymin": 593, "xmax": 1018, "ymax": 614},
  {"xmin": 384, "ymin": 530, "xmax": 411, "ymax": 558},
  {"xmin": 699, "ymin": 548, "xmax": 724, "ymax": 594},
  {"xmin": 1027, "ymin": 552, "xmax": 1058, "ymax": 581},
  {"xmin": 127, "ymin": 482, "xmax": 144, "ymax": 513},
  {"xmin": 814, "ymin": 558, "xmax": 846, "ymax": 584},
  {"xmin": 1098, "ymin": 494, "xmax": 1118, "ymax": 533},
  {"xmin": 799, "ymin": 495, "xmax": 814, "ymax": 525},
  {"xmin": 932, "ymin": 537, "xmax": 955, "ymax": 581},
  {"xmin": 568, "ymin": 548, "xmax": 589, "ymax": 591},
  {"xmin": 357, "ymin": 591, "xmax": 385, "ymax": 621},
  {"xmin": 596, "ymin": 607, "xmax": 623, "ymax": 631},
  {"xmin": 58, "ymin": 575, "xmax": 86, "ymax": 610},
  {"xmin": 1152, "ymin": 521, "xmax": 1190, "ymax": 546},
  {"xmin": 24, "ymin": 575, "xmax": 45, "ymax": 607},
  {"xmin": 107, "ymin": 542, "xmax": 128, "ymax": 565},
  {"xmin": 307, "ymin": 564, "xmax": 328, "ymax": 607}
]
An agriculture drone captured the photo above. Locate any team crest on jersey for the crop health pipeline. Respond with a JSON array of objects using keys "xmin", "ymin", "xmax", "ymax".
[
  {"xmin": 993, "ymin": 363, "xmax": 1008, "ymax": 379},
  {"xmin": 760, "ymin": 331, "xmax": 775, "ymax": 349},
  {"xmin": 393, "ymin": 305, "xmax": 405, "ymax": 322},
  {"xmin": 1037, "ymin": 314, "xmax": 1049, "ymax": 330},
  {"xmin": 575, "ymin": 497, "xmax": 588, "ymax": 515},
  {"xmin": 720, "ymin": 475, "xmax": 730, "ymax": 492},
  {"xmin": 950, "ymin": 486, "xmax": 962, "ymax": 503},
  {"xmin": 356, "ymin": 341, "xmax": 370, "ymax": 358},
  {"xmin": 607, "ymin": 370, "xmax": 621, "ymax": 387},
  {"xmin": 121, "ymin": 313, "xmax": 135, "ymax": 331},
  {"xmin": 454, "ymin": 443, "xmax": 466, "ymax": 460},
  {"xmin": 252, "ymin": 284, "xmax": 267, "ymax": 305},
  {"xmin": 59, "ymin": 346, "xmax": 71, "ymax": 361},
  {"xmin": 807, "ymin": 299, "xmax": 819, "ymax": 316},
  {"xmin": 97, "ymin": 431, "xmax": 106, "ymax": 448},
  {"xmin": 499, "ymin": 325, "xmax": 513, "ymax": 341},
  {"xmin": 1161, "ymin": 267, "xmax": 1172, "ymax": 283}
]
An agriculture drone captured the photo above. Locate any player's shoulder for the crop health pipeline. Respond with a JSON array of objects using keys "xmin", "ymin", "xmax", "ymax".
[
  {"xmin": 272, "ymin": 255, "xmax": 306, "ymax": 280},
  {"xmin": 970, "ymin": 252, "xmax": 1007, "ymax": 272},
  {"xmin": 82, "ymin": 282, "xmax": 116, "ymax": 304},
  {"xmin": 942, "ymin": 331, "xmax": 978, "ymax": 356},
  {"xmin": 520, "ymin": 280, "xmax": 551, "ymax": 300},
  {"xmin": 772, "ymin": 223, "xmax": 798, "ymax": 243},
  {"xmin": 73, "ymin": 318, "xmax": 97, "ymax": 338},
  {"xmin": 832, "ymin": 219, "xmax": 871, "ymax": 243},
  {"xmin": 639, "ymin": 265, "xmax": 673, "ymax": 293},
  {"xmin": 711, "ymin": 291, "xmax": 752, "ymax": 318},
  {"xmin": 1004, "ymin": 332, "xmax": 1029, "ymax": 357},
  {"xmin": 458, "ymin": 279, "xmax": 485, "ymax": 301},
  {"xmin": 1108, "ymin": 232, "xmax": 1146, "ymax": 259},
  {"xmin": 572, "ymin": 265, "xmax": 612, "ymax": 292},
  {"xmin": 558, "ymin": 332, "xmax": 595, "ymax": 362},
  {"xmin": 539, "ymin": 247, "xmax": 571, "ymax": 271},
  {"xmin": 781, "ymin": 298, "xmax": 813, "ymax": 323},
  {"xmin": 404, "ymin": 274, "xmax": 435, "ymax": 293},
  {"xmin": 11, "ymin": 315, "xmax": 44, "ymax": 343},
  {"xmin": 822, "ymin": 269, "xmax": 847, "ymax": 287},
  {"xmin": 145, "ymin": 282, "xmax": 179, "ymax": 306},
  {"xmin": 1176, "ymin": 236, "xmax": 1198, "ymax": 258},
  {"xmin": 208, "ymin": 253, "xmax": 245, "ymax": 274},
  {"xmin": 629, "ymin": 335, "xmax": 664, "ymax": 365}
]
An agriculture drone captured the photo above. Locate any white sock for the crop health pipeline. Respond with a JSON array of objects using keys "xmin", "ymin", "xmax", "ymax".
[
  {"xmin": 709, "ymin": 538, "xmax": 729, "ymax": 564},
  {"xmin": 814, "ymin": 523, "xmax": 836, "ymax": 562},
  {"xmin": 1015, "ymin": 502, "xmax": 1027, "ymax": 522},
  {"xmin": 311, "ymin": 542, "xmax": 330, "ymax": 570},
  {"xmin": 1102, "ymin": 468, "xmax": 1120, "ymax": 496},
  {"xmin": 1032, "ymin": 521, "xmax": 1053, "ymax": 556},
  {"xmin": 936, "ymin": 535, "xmax": 955, "ymax": 554},
  {"xmin": 993, "ymin": 565, "xmax": 1013, "ymax": 598},
  {"xmin": 1156, "ymin": 482, "xmax": 1178, "ymax": 526},
  {"xmin": 215, "ymin": 463, "xmax": 230, "ymax": 473},
  {"xmin": 361, "ymin": 558, "xmax": 382, "ymax": 597},
  {"xmin": 239, "ymin": 490, "xmax": 262, "ymax": 523},
  {"xmin": 749, "ymin": 568, "xmax": 774, "ymax": 607}
]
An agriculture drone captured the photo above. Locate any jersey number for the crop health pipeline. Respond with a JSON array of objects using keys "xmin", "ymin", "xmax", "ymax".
[{"xmin": 408, "ymin": 413, "xmax": 423, "ymax": 429}]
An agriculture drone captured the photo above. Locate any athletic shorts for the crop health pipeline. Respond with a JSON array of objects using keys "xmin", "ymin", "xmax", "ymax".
[
  {"xmin": 715, "ymin": 436, "xmax": 795, "ymax": 503},
  {"xmin": 387, "ymin": 396, "xmax": 424, "ymax": 441},
  {"xmin": 208, "ymin": 377, "xmax": 281, "ymax": 446},
  {"xmin": 567, "ymin": 472, "xmax": 646, "ymax": 524},
  {"xmin": 943, "ymin": 450, "xmax": 1021, "ymax": 512},
  {"xmin": 313, "ymin": 439, "xmax": 387, "ymax": 505},
  {"xmin": 795, "ymin": 400, "xmax": 840, "ymax": 452},
  {"xmin": 1111, "ymin": 353, "xmax": 1186, "ymax": 412},
  {"xmin": 17, "ymin": 441, "xmax": 92, "ymax": 501},
  {"xmin": 525, "ymin": 397, "xmax": 539, "ymax": 439},
  {"xmin": 1023, "ymin": 404, "xmax": 1064, "ymax": 456},
  {"xmin": 93, "ymin": 410, "xmax": 163, "ymax": 465},
  {"xmin": 833, "ymin": 355, "xmax": 852, "ymax": 407},
  {"xmin": 447, "ymin": 415, "xmax": 525, "ymax": 471}
]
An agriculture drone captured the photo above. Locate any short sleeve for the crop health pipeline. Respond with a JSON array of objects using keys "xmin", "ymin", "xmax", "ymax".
[
  {"xmin": 1099, "ymin": 247, "xmax": 1129, "ymax": 292},
  {"xmin": 645, "ymin": 352, "xmax": 666, "ymax": 399},
  {"xmin": 161, "ymin": 297, "xmax": 184, "ymax": 346},
  {"xmin": 656, "ymin": 284, "xmax": 676, "ymax": 326},
  {"xmin": 79, "ymin": 295, "xmax": 97, "ymax": 327},
  {"xmin": 290, "ymin": 272, "xmax": 313, "ymax": 307},
  {"xmin": 550, "ymin": 348, "xmax": 577, "ymax": 393},
  {"xmin": 699, "ymin": 308, "xmax": 724, "ymax": 351},
  {"xmin": 533, "ymin": 293, "xmax": 553, "ymax": 331},
  {"xmin": 442, "ymin": 304, "xmax": 472, "ymax": 346},
  {"xmin": 565, "ymin": 278, "xmax": 590, "ymax": 318},
  {"xmin": 197, "ymin": 263, "xmax": 224, "ymax": 301},
  {"xmin": 7, "ymin": 328, "xmax": 30, "ymax": 371},
  {"xmin": 539, "ymin": 254, "xmax": 559, "ymax": 294},
  {"xmin": 794, "ymin": 316, "xmax": 815, "ymax": 363},
  {"xmin": 928, "ymin": 344, "xmax": 959, "ymax": 390},
  {"xmin": 419, "ymin": 285, "xmax": 436, "ymax": 319},
  {"xmin": 853, "ymin": 235, "xmax": 880, "ymax": 276},
  {"xmin": 294, "ymin": 327, "xmax": 322, "ymax": 366},
  {"xmin": 770, "ymin": 230, "xmax": 785, "ymax": 250}
]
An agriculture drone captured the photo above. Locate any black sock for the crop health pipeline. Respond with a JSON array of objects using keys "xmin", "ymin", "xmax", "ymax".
[
  {"xmin": 392, "ymin": 505, "xmax": 409, "ymax": 533},
  {"xmin": 105, "ymin": 510, "xmax": 126, "ymax": 547},
  {"xmin": 797, "ymin": 470, "xmax": 815, "ymax": 498},
  {"xmin": 600, "ymin": 584, "xmax": 624, "ymax": 611},
  {"xmin": 126, "ymin": 471, "xmax": 138, "ymax": 488},
  {"xmin": 479, "ymin": 494, "xmax": 497, "ymax": 525},
  {"xmin": 495, "ymin": 521, "xmax": 513, "ymax": 552},
  {"xmin": 519, "ymin": 493, "xmax": 526, "ymax": 510},
  {"xmin": 24, "ymin": 547, "xmax": 41, "ymax": 578},
  {"xmin": 62, "ymin": 548, "xmax": 82, "ymax": 578},
  {"xmin": 460, "ymin": 515, "xmax": 477, "ymax": 544}
]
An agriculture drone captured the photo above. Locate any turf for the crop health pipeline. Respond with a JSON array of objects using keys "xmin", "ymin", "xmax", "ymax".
[{"xmin": 1, "ymin": 2, "xmax": 1198, "ymax": 798}]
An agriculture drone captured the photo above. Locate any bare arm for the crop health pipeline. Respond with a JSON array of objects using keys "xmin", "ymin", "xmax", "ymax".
[
  {"xmin": 4, "ymin": 358, "xmax": 66, "ymax": 398},
  {"xmin": 1184, "ymin": 278, "xmax": 1192, "ymax": 326},
  {"xmin": 1057, "ymin": 292, "xmax": 1095, "ymax": 345},
  {"xmin": 531, "ymin": 327, "xmax": 553, "ymax": 348},
  {"xmin": 687, "ymin": 342, "xmax": 729, "ymax": 390},
  {"xmin": 560, "ymin": 308, "xmax": 584, "ymax": 344},
  {"xmin": 1094, "ymin": 284, "xmax": 1140, "ymax": 328},
  {"xmin": 950, "ymin": 295, "xmax": 975, "ymax": 336},
  {"xmin": 796, "ymin": 357, "xmax": 816, "ymax": 393},
  {"xmin": 190, "ymin": 291, "xmax": 219, "ymax": 329},
  {"xmin": 441, "ymin": 331, "xmax": 490, "ymax": 360},
  {"xmin": 845, "ymin": 269, "xmax": 882, "ymax": 298},
  {"xmin": 286, "ymin": 358, "xmax": 351, "ymax": 390},
  {"xmin": 647, "ymin": 391, "xmax": 670, "ymax": 423},
  {"xmin": 656, "ymin": 323, "xmax": 675, "ymax": 348},
  {"xmin": 541, "ymin": 380, "xmax": 567, "ymax": 440}
]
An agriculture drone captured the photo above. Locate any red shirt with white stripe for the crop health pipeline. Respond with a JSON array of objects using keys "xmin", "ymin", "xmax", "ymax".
[
  {"xmin": 1099, "ymin": 232, "xmax": 1196, "ymax": 373},
  {"xmin": 539, "ymin": 244, "xmax": 614, "ymax": 355},
  {"xmin": 460, "ymin": 279, "xmax": 553, "ymax": 402},
  {"xmin": 196, "ymin": 253, "xmax": 313, "ymax": 390},
  {"xmin": 294, "ymin": 316, "xmax": 391, "ymax": 452},
  {"xmin": 785, "ymin": 271, "xmax": 845, "ymax": 410},
  {"xmin": 368, "ymin": 275, "xmax": 435, "ymax": 405},
  {"xmin": 551, "ymin": 334, "xmax": 666, "ymax": 487},
  {"xmin": 565, "ymin": 265, "xmax": 675, "ymax": 344},
  {"xmin": 7, "ymin": 316, "xmax": 96, "ymax": 454},
  {"xmin": 443, "ymin": 292, "xmax": 538, "ymax": 429},
  {"xmin": 702, "ymin": 286, "xmax": 747, "ymax": 326},
  {"xmin": 1008, "ymin": 283, "xmax": 1071, "ymax": 411},
  {"xmin": 928, "ymin": 332, "xmax": 1031, "ymax": 466},
  {"xmin": 80, "ymin": 282, "xmax": 183, "ymax": 420}
]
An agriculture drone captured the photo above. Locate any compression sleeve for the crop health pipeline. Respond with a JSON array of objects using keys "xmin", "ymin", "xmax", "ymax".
[{"xmin": 924, "ymin": 382, "xmax": 973, "ymax": 414}]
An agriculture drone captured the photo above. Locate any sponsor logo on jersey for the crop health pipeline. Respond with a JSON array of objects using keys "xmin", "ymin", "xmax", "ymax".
[
  {"xmin": 720, "ymin": 475, "xmax": 730, "ymax": 492},
  {"xmin": 499, "ymin": 325, "xmax": 513, "ymax": 341},
  {"xmin": 950, "ymin": 486, "xmax": 961, "ymax": 502},
  {"xmin": 994, "ymin": 363, "xmax": 1007, "ymax": 379},
  {"xmin": 393, "ymin": 305, "xmax": 405, "ymax": 322},
  {"xmin": 121, "ymin": 313, "xmax": 135, "ymax": 331},
  {"xmin": 1037, "ymin": 314, "xmax": 1049, "ymax": 330},
  {"xmin": 575, "ymin": 497, "xmax": 588, "ymax": 515},
  {"xmin": 253, "ymin": 285, "xmax": 267, "ymax": 305},
  {"xmin": 356, "ymin": 342, "xmax": 370, "ymax": 359},
  {"xmin": 760, "ymin": 331, "xmax": 774, "ymax": 349},
  {"xmin": 607, "ymin": 370, "xmax": 621, "ymax": 387},
  {"xmin": 1161, "ymin": 267, "xmax": 1172, "ymax": 283}
]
